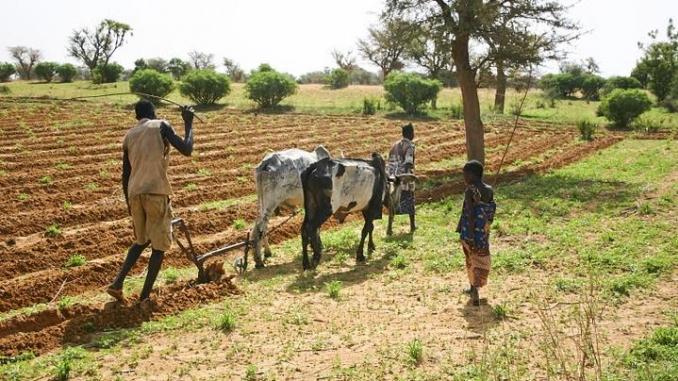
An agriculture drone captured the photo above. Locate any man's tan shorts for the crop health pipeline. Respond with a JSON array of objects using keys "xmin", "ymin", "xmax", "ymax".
[{"xmin": 129, "ymin": 194, "xmax": 173, "ymax": 251}]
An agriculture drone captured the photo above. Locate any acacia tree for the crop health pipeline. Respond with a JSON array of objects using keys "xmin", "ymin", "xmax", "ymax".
[
  {"xmin": 331, "ymin": 50, "xmax": 357, "ymax": 72},
  {"xmin": 385, "ymin": 0, "xmax": 576, "ymax": 163},
  {"xmin": 405, "ymin": 22, "xmax": 454, "ymax": 82},
  {"xmin": 223, "ymin": 57, "xmax": 246, "ymax": 82},
  {"xmin": 7, "ymin": 46, "xmax": 41, "ymax": 80},
  {"xmin": 633, "ymin": 19, "xmax": 678, "ymax": 101},
  {"xmin": 188, "ymin": 51, "xmax": 215, "ymax": 70},
  {"xmin": 68, "ymin": 19, "xmax": 132, "ymax": 71},
  {"xmin": 357, "ymin": 19, "xmax": 415, "ymax": 79}
]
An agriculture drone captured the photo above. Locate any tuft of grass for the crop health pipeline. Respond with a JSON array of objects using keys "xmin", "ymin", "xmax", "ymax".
[
  {"xmin": 55, "ymin": 162, "xmax": 72, "ymax": 170},
  {"xmin": 17, "ymin": 192, "xmax": 30, "ymax": 201},
  {"xmin": 84, "ymin": 182, "xmax": 98, "ymax": 191},
  {"xmin": 184, "ymin": 183, "xmax": 198, "ymax": 192},
  {"xmin": 577, "ymin": 119, "xmax": 598, "ymax": 141},
  {"xmin": 53, "ymin": 355, "xmax": 72, "ymax": 381},
  {"xmin": 39, "ymin": 175, "xmax": 53, "ymax": 185},
  {"xmin": 325, "ymin": 280, "xmax": 342, "ymax": 299},
  {"xmin": 197, "ymin": 168, "xmax": 212, "ymax": 177},
  {"xmin": 217, "ymin": 310, "xmax": 237, "ymax": 332},
  {"xmin": 57, "ymin": 296, "xmax": 75, "ymax": 310},
  {"xmin": 232, "ymin": 218, "xmax": 246, "ymax": 230},
  {"xmin": 390, "ymin": 253, "xmax": 408, "ymax": 269},
  {"xmin": 244, "ymin": 364, "xmax": 258, "ymax": 381},
  {"xmin": 163, "ymin": 267, "xmax": 180, "ymax": 284},
  {"xmin": 45, "ymin": 223, "xmax": 62, "ymax": 237},
  {"xmin": 62, "ymin": 200, "xmax": 73, "ymax": 210},
  {"xmin": 64, "ymin": 254, "xmax": 86, "ymax": 268},
  {"xmin": 406, "ymin": 338, "xmax": 424, "ymax": 365},
  {"xmin": 493, "ymin": 304, "xmax": 509, "ymax": 320}
]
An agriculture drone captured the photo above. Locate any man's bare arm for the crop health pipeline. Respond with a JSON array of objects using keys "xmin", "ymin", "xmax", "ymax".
[{"xmin": 122, "ymin": 148, "xmax": 131, "ymax": 212}]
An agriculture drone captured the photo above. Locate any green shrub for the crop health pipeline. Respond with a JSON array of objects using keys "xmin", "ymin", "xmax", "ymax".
[
  {"xmin": 362, "ymin": 97, "xmax": 378, "ymax": 115},
  {"xmin": 598, "ymin": 89, "xmax": 652, "ymax": 128},
  {"xmin": 633, "ymin": 115, "xmax": 665, "ymax": 133},
  {"xmin": 406, "ymin": 338, "xmax": 423, "ymax": 365},
  {"xmin": 325, "ymin": 280, "xmax": 342, "ymax": 299},
  {"xmin": 539, "ymin": 73, "xmax": 578, "ymax": 98},
  {"xmin": 92, "ymin": 63, "xmax": 124, "ymax": 84},
  {"xmin": 179, "ymin": 69, "xmax": 230, "ymax": 105},
  {"xmin": 601, "ymin": 76, "xmax": 643, "ymax": 96},
  {"xmin": 245, "ymin": 69, "xmax": 297, "ymax": 108},
  {"xmin": 35, "ymin": 62, "xmax": 59, "ymax": 82},
  {"xmin": 129, "ymin": 69, "xmax": 175, "ymax": 104},
  {"xmin": 383, "ymin": 71, "xmax": 442, "ymax": 114},
  {"xmin": 56, "ymin": 64, "xmax": 77, "ymax": 83},
  {"xmin": 218, "ymin": 310, "xmax": 237, "ymax": 332},
  {"xmin": 576, "ymin": 120, "xmax": 598, "ymax": 141},
  {"xmin": 65, "ymin": 254, "xmax": 86, "ymax": 268},
  {"xmin": 581, "ymin": 74, "xmax": 606, "ymax": 100},
  {"xmin": 46, "ymin": 223, "xmax": 61, "ymax": 237},
  {"xmin": 0, "ymin": 85, "xmax": 10, "ymax": 94},
  {"xmin": 0, "ymin": 62, "xmax": 15, "ymax": 82},
  {"xmin": 164, "ymin": 267, "xmax": 180, "ymax": 284},
  {"xmin": 327, "ymin": 68, "xmax": 349, "ymax": 89},
  {"xmin": 450, "ymin": 103, "xmax": 463, "ymax": 119}
]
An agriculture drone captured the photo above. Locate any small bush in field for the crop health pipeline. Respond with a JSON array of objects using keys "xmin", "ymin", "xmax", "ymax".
[
  {"xmin": 325, "ymin": 280, "xmax": 342, "ymax": 299},
  {"xmin": 179, "ymin": 69, "xmax": 230, "ymax": 105},
  {"xmin": 92, "ymin": 63, "xmax": 124, "ymax": 84},
  {"xmin": 362, "ymin": 97, "xmax": 377, "ymax": 115},
  {"xmin": 65, "ymin": 254, "xmax": 86, "ymax": 268},
  {"xmin": 56, "ymin": 63, "xmax": 78, "ymax": 83},
  {"xmin": 406, "ymin": 338, "xmax": 423, "ymax": 365},
  {"xmin": 129, "ymin": 69, "xmax": 175, "ymax": 104},
  {"xmin": 384, "ymin": 71, "xmax": 441, "ymax": 114},
  {"xmin": 598, "ymin": 89, "xmax": 652, "ymax": 128},
  {"xmin": 0, "ymin": 62, "xmax": 16, "ymax": 82},
  {"xmin": 0, "ymin": 85, "xmax": 10, "ymax": 94},
  {"xmin": 449, "ymin": 103, "xmax": 463, "ymax": 119},
  {"xmin": 35, "ymin": 62, "xmax": 59, "ymax": 82},
  {"xmin": 327, "ymin": 68, "xmax": 349, "ymax": 89},
  {"xmin": 577, "ymin": 120, "xmax": 598, "ymax": 141},
  {"xmin": 218, "ymin": 310, "xmax": 237, "ymax": 332},
  {"xmin": 601, "ymin": 76, "xmax": 643, "ymax": 96},
  {"xmin": 245, "ymin": 68, "xmax": 297, "ymax": 108}
]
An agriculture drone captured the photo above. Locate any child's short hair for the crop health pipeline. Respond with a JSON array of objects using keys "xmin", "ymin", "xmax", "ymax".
[{"xmin": 463, "ymin": 160, "xmax": 484, "ymax": 179}]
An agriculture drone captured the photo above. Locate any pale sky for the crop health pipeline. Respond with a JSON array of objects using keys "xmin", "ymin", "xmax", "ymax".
[{"xmin": 1, "ymin": 0, "xmax": 676, "ymax": 77}]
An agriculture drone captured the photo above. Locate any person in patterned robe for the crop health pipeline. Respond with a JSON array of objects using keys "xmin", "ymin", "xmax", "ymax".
[
  {"xmin": 456, "ymin": 160, "xmax": 496, "ymax": 306},
  {"xmin": 386, "ymin": 123, "xmax": 416, "ymax": 233}
]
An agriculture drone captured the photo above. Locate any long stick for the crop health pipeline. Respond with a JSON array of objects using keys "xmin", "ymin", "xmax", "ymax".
[
  {"xmin": 492, "ymin": 66, "xmax": 534, "ymax": 188},
  {"xmin": 69, "ymin": 91, "xmax": 205, "ymax": 123}
]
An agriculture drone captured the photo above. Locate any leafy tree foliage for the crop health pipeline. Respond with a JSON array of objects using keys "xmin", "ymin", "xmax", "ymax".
[
  {"xmin": 179, "ymin": 69, "xmax": 231, "ymax": 105},
  {"xmin": 357, "ymin": 19, "xmax": 414, "ymax": 78},
  {"xmin": 383, "ymin": 0, "xmax": 577, "ymax": 163},
  {"xmin": 633, "ymin": 19, "xmax": 678, "ymax": 101},
  {"xmin": 68, "ymin": 19, "xmax": 132, "ymax": 72}
]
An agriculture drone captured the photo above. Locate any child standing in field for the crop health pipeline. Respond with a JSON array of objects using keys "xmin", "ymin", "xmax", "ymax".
[{"xmin": 456, "ymin": 160, "xmax": 496, "ymax": 306}]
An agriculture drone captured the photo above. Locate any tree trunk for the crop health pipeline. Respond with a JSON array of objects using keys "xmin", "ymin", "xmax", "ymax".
[
  {"xmin": 494, "ymin": 60, "xmax": 507, "ymax": 114},
  {"xmin": 453, "ymin": 35, "xmax": 485, "ymax": 164}
]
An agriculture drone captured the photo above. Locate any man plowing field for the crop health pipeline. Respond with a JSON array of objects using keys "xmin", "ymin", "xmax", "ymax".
[{"xmin": 107, "ymin": 100, "xmax": 194, "ymax": 302}]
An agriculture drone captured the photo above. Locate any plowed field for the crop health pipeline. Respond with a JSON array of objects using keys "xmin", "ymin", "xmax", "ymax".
[{"xmin": 0, "ymin": 99, "xmax": 623, "ymax": 357}]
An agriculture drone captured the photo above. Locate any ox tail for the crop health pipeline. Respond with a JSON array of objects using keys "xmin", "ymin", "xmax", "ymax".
[{"xmin": 370, "ymin": 153, "xmax": 386, "ymax": 219}]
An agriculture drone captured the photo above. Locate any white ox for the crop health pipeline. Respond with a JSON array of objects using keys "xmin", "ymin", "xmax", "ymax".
[{"xmin": 247, "ymin": 146, "xmax": 330, "ymax": 269}]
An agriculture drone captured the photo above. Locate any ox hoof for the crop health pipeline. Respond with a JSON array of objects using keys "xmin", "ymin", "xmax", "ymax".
[
  {"xmin": 264, "ymin": 250, "xmax": 273, "ymax": 259},
  {"xmin": 386, "ymin": 230, "xmax": 393, "ymax": 236},
  {"xmin": 356, "ymin": 255, "xmax": 366, "ymax": 263},
  {"xmin": 254, "ymin": 262, "xmax": 266, "ymax": 269}
]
